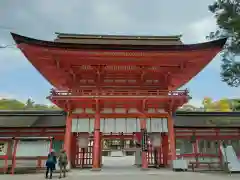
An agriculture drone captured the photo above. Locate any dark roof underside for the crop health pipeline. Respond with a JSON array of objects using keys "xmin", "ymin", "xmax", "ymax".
[
  {"xmin": 11, "ymin": 33, "xmax": 227, "ymax": 51},
  {"xmin": 0, "ymin": 110, "xmax": 239, "ymax": 128}
]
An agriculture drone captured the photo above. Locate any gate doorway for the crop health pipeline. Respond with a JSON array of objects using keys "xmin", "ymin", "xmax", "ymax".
[
  {"xmin": 102, "ymin": 133, "xmax": 136, "ymax": 169},
  {"xmin": 72, "ymin": 132, "xmax": 167, "ymax": 169}
]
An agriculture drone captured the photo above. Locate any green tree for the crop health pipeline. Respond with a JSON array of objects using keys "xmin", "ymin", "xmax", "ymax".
[
  {"xmin": 230, "ymin": 99, "xmax": 240, "ymax": 111},
  {"xmin": 208, "ymin": 0, "xmax": 240, "ymax": 87},
  {"xmin": 0, "ymin": 99, "xmax": 25, "ymax": 110},
  {"xmin": 0, "ymin": 98, "xmax": 61, "ymax": 110},
  {"xmin": 25, "ymin": 98, "xmax": 35, "ymax": 109}
]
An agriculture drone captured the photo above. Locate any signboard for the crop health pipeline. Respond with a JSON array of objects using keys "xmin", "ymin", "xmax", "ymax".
[{"xmin": 141, "ymin": 129, "xmax": 148, "ymax": 152}]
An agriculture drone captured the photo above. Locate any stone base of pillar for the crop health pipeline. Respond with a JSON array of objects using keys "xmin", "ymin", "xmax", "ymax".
[
  {"xmin": 91, "ymin": 168, "xmax": 102, "ymax": 171},
  {"xmin": 140, "ymin": 168, "xmax": 149, "ymax": 171}
]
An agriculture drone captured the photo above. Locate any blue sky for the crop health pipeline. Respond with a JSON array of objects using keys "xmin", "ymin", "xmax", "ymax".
[{"xmin": 0, "ymin": 0, "xmax": 239, "ymax": 107}]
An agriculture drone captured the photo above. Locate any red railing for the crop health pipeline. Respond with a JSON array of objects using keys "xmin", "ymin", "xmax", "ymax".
[{"xmin": 49, "ymin": 89, "xmax": 189, "ymax": 97}]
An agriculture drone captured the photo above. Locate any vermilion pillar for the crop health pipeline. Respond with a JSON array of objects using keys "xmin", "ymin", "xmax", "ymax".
[
  {"xmin": 64, "ymin": 112, "xmax": 72, "ymax": 163},
  {"xmin": 140, "ymin": 117, "xmax": 148, "ymax": 169},
  {"xmin": 92, "ymin": 100, "xmax": 101, "ymax": 170},
  {"xmin": 167, "ymin": 112, "xmax": 176, "ymax": 163},
  {"xmin": 162, "ymin": 133, "xmax": 169, "ymax": 166}
]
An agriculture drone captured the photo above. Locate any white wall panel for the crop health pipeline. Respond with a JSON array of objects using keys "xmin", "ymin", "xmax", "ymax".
[
  {"xmin": 148, "ymin": 108, "xmax": 155, "ymax": 113},
  {"xmin": 146, "ymin": 118, "xmax": 151, "ymax": 131},
  {"xmin": 89, "ymin": 118, "xmax": 94, "ymax": 132},
  {"xmin": 115, "ymin": 118, "xmax": 126, "ymax": 133},
  {"xmin": 104, "ymin": 118, "xmax": 115, "ymax": 133},
  {"xmin": 73, "ymin": 108, "xmax": 83, "ymax": 114},
  {"xmin": 72, "ymin": 118, "xmax": 90, "ymax": 132},
  {"xmin": 102, "ymin": 108, "xmax": 112, "ymax": 113},
  {"xmin": 162, "ymin": 118, "xmax": 168, "ymax": 132},
  {"xmin": 136, "ymin": 118, "xmax": 140, "ymax": 132},
  {"xmin": 126, "ymin": 118, "xmax": 138, "ymax": 133},
  {"xmin": 71, "ymin": 119, "xmax": 78, "ymax": 132},
  {"xmin": 157, "ymin": 109, "xmax": 166, "ymax": 113},
  {"xmin": 71, "ymin": 117, "xmax": 169, "ymax": 133},
  {"xmin": 16, "ymin": 140, "xmax": 50, "ymax": 157},
  {"xmin": 128, "ymin": 108, "xmax": 138, "ymax": 113},
  {"xmin": 144, "ymin": 118, "xmax": 169, "ymax": 133},
  {"xmin": 115, "ymin": 108, "xmax": 125, "ymax": 113},
  {"xmin": 100, "ymin": 118, "xmax": 105, "ymax": 132},
  {"xmin": 85, "ymin": 108, "xmax": 94, "ymax": 114},
  {"xmin": 151, "ymin": 118, "xmax": 163, "ymax": 132}
]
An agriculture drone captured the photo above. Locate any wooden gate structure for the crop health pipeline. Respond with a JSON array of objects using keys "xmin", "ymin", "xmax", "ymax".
[{"xmin": 11, "ymin": 32, "xmax": 226, "ymax": 170}]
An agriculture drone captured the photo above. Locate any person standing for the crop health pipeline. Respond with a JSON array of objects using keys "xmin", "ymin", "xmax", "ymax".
[
  {"xmin": 45, "ymin": 150, "xmax": 57, "ymax": 179},
  {"xmin": 58, "ymin": 149, "xmax": 68, "ymax": 178}
]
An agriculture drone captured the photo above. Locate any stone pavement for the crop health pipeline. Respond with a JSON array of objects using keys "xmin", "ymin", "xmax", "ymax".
[
  {"xmin": 3, "ymin": 156, "xmax": 240, "ymax": 180},
  {"xmin": 3, "ymin": 169, "xmax": 240, "ymax": 180}
]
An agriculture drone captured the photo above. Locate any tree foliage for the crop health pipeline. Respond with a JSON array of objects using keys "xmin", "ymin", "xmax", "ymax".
[
  {"xmin": 208, "ymin": 0, "xmax": 240, "ymax": 87},
  {"xmin": 0, "ymin": 99, "xmax": 25, "ymax": 110},
  {"xmin": 202, "ymin": 97, "xmax": 240, "ymax": 111},
  {"xmin": 0, "ymin": 98, "xmax": 60, "ymax": 110}
]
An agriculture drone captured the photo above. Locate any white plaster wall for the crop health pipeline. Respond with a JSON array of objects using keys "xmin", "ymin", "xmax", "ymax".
[
  {"xmin": 72, "ymin": 117, "xmax": 168, "ymax": 133},
  {"xmin": 16, "ymin": 140, "xmax": 50, "ymax": 157}
]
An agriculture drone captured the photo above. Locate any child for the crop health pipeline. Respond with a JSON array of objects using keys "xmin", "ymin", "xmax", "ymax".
[{"xmin": 45, "ymin": 150, "xmax": 57, "ymax": 179}]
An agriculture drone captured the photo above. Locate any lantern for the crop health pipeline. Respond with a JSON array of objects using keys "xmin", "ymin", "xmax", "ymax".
[
  {"xmin": 77, "ymin": 134, "xmax": 89, "ymax": 148},
  {"xmin": 149, "ymin": 133, "xmax": 162, "ymax": 148}
]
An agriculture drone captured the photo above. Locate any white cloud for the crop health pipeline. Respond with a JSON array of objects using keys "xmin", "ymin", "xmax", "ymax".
[
  {"xmin": 181, "ymin": 16, "xmax": 223, "ymax": 72},
  {"xmin": 182, "ymin": 16, "xmax": 217, "ymax": 43}
]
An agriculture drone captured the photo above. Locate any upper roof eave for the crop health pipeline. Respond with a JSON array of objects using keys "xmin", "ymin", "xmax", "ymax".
[{"xmin": 11, "ymin": 32, "xmax": 227, "ymax": 51}]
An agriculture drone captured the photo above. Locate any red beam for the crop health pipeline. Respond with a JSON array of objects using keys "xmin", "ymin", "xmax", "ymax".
[
  {"xmin": 47, "ymin": 48, "xmax": 207, "ymax": 57},
  {"xmin": 102, "ymin": 134, "xmax": 134, "ymax": 139}
]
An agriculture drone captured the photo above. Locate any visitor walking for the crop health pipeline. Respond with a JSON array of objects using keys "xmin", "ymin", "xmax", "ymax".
[
  {"xmin": 45, "ymin": 149, "xmax": 57, "ymax": 179},
  {"xmin": 58, "ymin": 149, "xmax": 68, "ymax": 178}
]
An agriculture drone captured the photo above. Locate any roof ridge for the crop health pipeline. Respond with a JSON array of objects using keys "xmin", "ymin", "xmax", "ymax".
[{"xmin": 55, "ymin": 32, "xmax": 182, "ymax": 40}]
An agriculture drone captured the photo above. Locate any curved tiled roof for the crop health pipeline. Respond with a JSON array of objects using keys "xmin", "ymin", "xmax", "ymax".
[
  {"xmin": 0, "ymin": 110, "xmax": 239, "ymax": 128},
  {"xmin": 11, "ymin": 33, "xmax": 227, "ymax": 51}
]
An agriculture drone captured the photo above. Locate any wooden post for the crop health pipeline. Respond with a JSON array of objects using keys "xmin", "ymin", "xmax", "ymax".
[
  {"xmin": 168, "ymin": 112, "xmax": 176, "ymax": 163},
  {"xmin": 11, "ymin": 139, "xmax": 19, "ymax": 175},
  {"xmin": 140, "ymin": 117, "xmax": 148, "ymax": 169},
  {"xmin": 64, "ymin": 112, "xmax": 72, "ymax": 165},
  {"xmin": 216, "ymin": 129, "xmax": 222, "ymax": 165},
  {"xmin": 92, "ymin": 99, "xmax": 101, "ymax": 170},
  {"xmin": 193, "ymin": 140, "xmax": 199, "ymax": 167}
]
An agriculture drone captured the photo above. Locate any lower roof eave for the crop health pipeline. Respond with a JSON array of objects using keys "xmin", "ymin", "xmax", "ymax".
[{"xmin": 175, "ymin": 126, "xmax": 240, "ymax": 129}]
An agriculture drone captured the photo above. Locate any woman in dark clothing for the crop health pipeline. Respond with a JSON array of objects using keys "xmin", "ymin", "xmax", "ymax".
[{"xmin": 45, "ymin": 150, "xmax": 57, "ymax": 179}]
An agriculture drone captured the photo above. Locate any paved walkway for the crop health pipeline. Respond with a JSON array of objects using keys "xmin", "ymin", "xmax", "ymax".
[
  {"xmin": 3, "ymin": 169, "xmax": 240, "ymax": 180},
  {"xmin": 3, "ymin": 156, "xmax": 240, "ymax": 180}
]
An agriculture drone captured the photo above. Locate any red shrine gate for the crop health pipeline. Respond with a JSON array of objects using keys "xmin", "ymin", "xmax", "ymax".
[
  {"xmin": 69, "ymin": 113, "xmax": 175, "ymax": 168},
  {"xmin": 11, "ymin": 32, "xmax": 226, "ymax": 170},
  {"xmin": 49, "ymin": 89, "xmax": 189, "ymax": 169}
]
